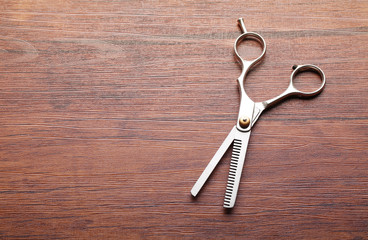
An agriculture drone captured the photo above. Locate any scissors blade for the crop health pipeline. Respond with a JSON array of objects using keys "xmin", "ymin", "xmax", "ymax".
[
  {"xmin": 191, "ymin": 126, "xmax": 237, "ymax": 197},
  {"xmin": 223, "ymin": 129, "xmax": 251, "ymax": 208}
]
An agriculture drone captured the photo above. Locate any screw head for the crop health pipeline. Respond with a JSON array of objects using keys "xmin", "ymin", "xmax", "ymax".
[{"xmin": 239, "ymin": 116, "xmax": 250, "ymax": 128}]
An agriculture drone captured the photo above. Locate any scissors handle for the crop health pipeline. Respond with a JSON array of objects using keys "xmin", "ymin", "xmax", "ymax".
[
  {"xmin": 263, "ymin": 64, "xmax": 326, "ymax": 109},
  {"xmin": 234, "ymin": 18, "xmax": 267, "ymax": 84},
  {"xmin": 234, "ymin": 18, "xmax": 267, "ymax": 131}
]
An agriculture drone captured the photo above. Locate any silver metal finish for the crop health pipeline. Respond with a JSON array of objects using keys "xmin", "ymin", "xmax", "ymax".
[
  {"xmin": 261, "ymin": 64, "xmax": 326, "ymax": 109},
  {"xmin": 234, "ymin": 18, "xmax": 266, "ymax": 132},
  {"xmin": 191, "ymin": 18, "xmax": 326, "ymax": 208},
  {"xmin": 191, "ymin": 126, "xmax": 237, "ymax": 197},
  {"xmin": 223, "ymin": 130, "xmax": 251, "ymax": 208}
]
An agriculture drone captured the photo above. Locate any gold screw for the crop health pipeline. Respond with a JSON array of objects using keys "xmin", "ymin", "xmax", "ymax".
[{"xmin": 239, "ymin": 116, "xmax": 250, "ymax": 128}]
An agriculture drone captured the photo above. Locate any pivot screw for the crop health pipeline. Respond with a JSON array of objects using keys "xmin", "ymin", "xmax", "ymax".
[{"xmin": 239, "ymin": 116, "xmax": 250, "ymax": 128}]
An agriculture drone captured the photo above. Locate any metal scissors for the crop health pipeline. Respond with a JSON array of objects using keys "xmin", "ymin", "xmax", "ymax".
[{"xmin": 191, "ymin": 18, "xmax": 326, "ymax": 208}]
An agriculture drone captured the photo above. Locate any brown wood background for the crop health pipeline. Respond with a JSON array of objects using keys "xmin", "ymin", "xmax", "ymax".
[{"xmin": 0, "ymin": 0, "xmax": 367, "ymax": 239}]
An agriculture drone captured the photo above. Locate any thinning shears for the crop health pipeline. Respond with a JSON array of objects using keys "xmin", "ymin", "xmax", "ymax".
[{"xmin": 191, "ymin": 18, "xmax": 326, "ymax": 208}]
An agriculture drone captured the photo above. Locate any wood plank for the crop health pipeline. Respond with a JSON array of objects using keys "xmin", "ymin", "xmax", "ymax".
[{"xmin": 0, "ymin": 0, "xmax": 367, "ymax": 239}]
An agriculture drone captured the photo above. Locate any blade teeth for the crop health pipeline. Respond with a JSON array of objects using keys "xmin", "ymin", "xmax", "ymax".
[{"xmin": 224, "ymin": 139, "xmax": 242, "ymax": 207}]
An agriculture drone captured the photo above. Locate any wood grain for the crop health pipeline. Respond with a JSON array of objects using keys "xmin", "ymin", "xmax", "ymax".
[{"xmin": 0, "ymin": 0, "xmax": 367, "ymax": 239}]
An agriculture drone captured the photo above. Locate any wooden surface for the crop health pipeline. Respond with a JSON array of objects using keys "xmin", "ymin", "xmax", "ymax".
[{"xmin": 1, "ymin": 0, "xmax": 368, "ymax": 239}]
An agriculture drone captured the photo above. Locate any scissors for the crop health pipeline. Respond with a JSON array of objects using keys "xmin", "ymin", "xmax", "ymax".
[{"xmin": 191, "ymin": 18, "xmax": 326, "ymax": 208}]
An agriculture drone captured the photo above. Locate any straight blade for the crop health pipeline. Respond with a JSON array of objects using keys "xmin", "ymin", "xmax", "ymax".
[{"xmin": 191, "ymin": 126, "xmax": 237, "ymax": 197}]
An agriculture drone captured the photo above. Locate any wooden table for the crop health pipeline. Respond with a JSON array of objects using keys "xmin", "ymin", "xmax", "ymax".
[{"xmin": 1, "ymin": 1, "xmax": 367, "ymax": 239}]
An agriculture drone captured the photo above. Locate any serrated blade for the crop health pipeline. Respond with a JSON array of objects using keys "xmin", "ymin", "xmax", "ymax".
[{"xmin": 223, "ymin": 130, "xmax": 251, "ymax": 208}]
